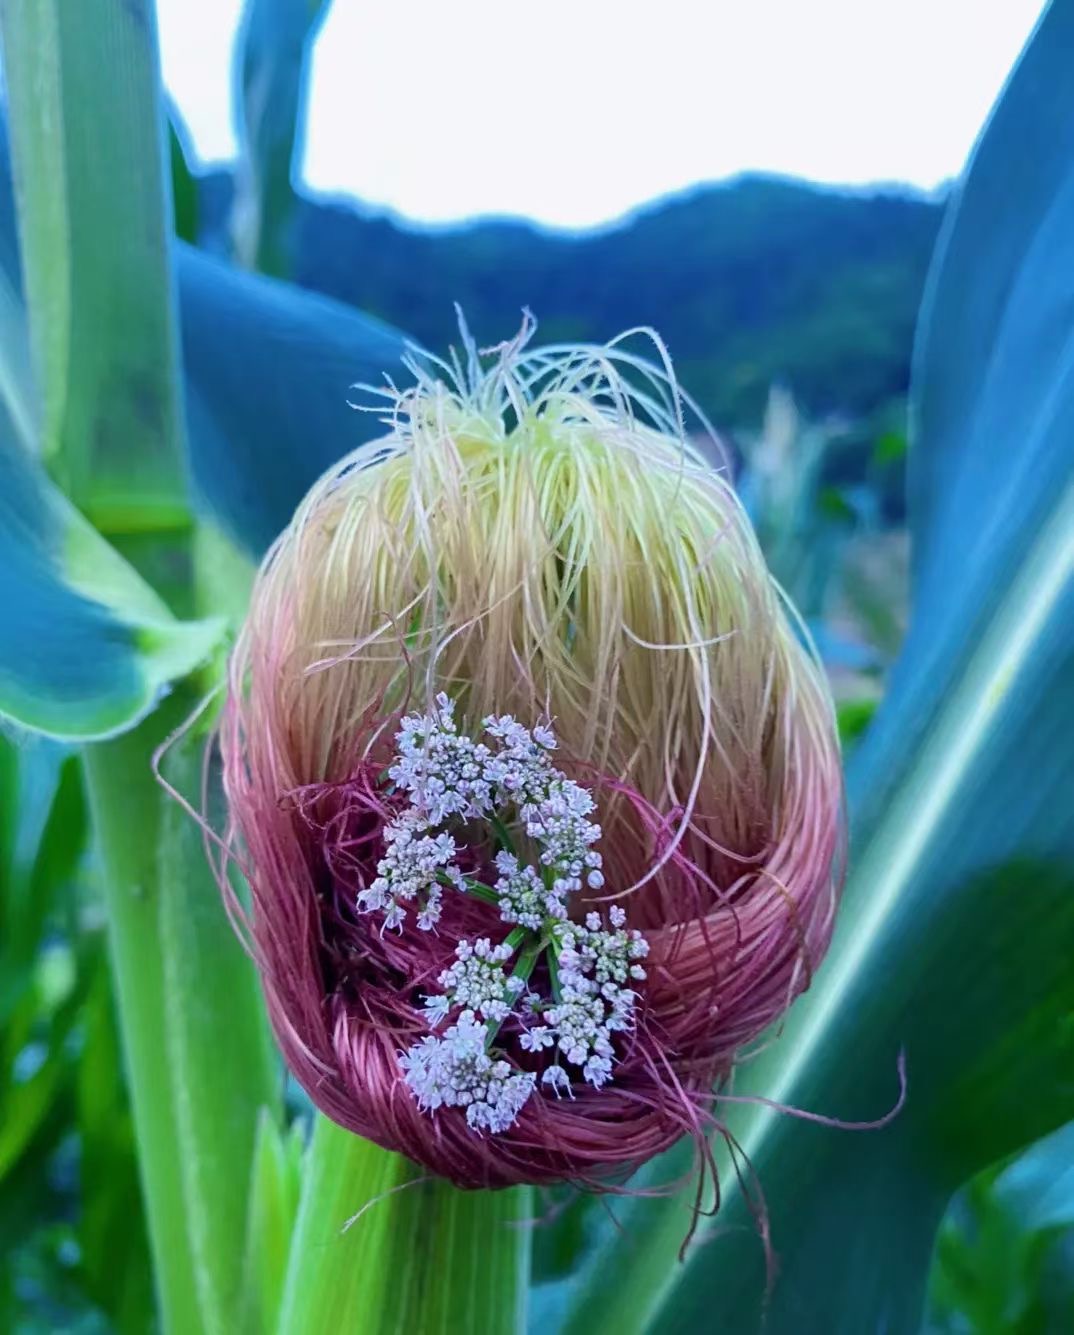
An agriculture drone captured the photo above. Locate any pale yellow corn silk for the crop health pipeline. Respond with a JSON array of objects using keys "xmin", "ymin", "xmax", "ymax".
[{"xmin": 233, "ymin": 324, "xmax": 841, "ymax": 945}]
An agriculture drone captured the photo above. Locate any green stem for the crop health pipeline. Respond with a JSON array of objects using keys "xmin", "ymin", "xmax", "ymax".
[
  {"xmin": 548, "ymin": 945, "xmax": 564, "ymax": 1004},
  {"xmin": 390, "ymin": 1179, "xmax": 532, "ymax": 1335},
  {"xmin": 239, "ymin": 1113, "xmax": 304, "ymax": 1335},
  {"xmin": 85, "ymin": 687, "xmax": 282, "ymax": 1335},
  {"xmin": 490, "ymin": 812, "xmax": 518, "ymax": 857},
  {"xmin": 439, "ymin": 870, "xmax": 500, "ymax": 907},
  {"xmin": 277, "ymin": 1119, "xmax": 414, "ymax": 1335},
  {"xmin": 82, "ymin": 700, "xmax": 203, "ymax": 1334},
  {"xmin": 485, "ymin": 935, "xmax": 544, "ymax": 1050},
  {"xmin": 158, "ymin": 726, "xmax": 282, "ymax": 1335},
  {"xmin": 280, "ymin": 1116, "xmax": 531, "ymax": 1335}
]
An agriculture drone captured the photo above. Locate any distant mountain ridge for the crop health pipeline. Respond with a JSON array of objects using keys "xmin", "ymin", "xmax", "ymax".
[{"xmin": 199, "ymin": 172, "xmax": 945, "ymax": 430}]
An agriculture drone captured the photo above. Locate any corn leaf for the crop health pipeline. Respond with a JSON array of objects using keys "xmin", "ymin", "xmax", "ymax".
[
  {"xmin": 927, "ymin": 1124, "xmax": 1074, "ymax": 1334},
  {"xmin": 168, "ymin": 107, "xmax": 202, "ymax": 246},
  {"xmin": 232, "ymin": 0, "xmax": 333, "ymax": 275},
  {"xmin": 0, "ymin": 1, "xmax": 223, "ymax": 743},
  {"xmin": 995, "ymin": 1122, "xmax": 1074, "ymax": 1235},
  {"xmin": 0, "ymin": 408, "xmax": 221, "ymax": 740},
  {"xmin": 0, "ymin": 0, "xmax": 190, "ymax": 533},
  {"xmin": 559, "ymin": 4, "xmax": 1074, "ymax": 1330},
  {"xmin": 0, "ymin": 131, "xmax": 411, "ymax": 564},
  {"xmin": 178, "ymin": 243, "xmax": 410, "ymax": 554}
]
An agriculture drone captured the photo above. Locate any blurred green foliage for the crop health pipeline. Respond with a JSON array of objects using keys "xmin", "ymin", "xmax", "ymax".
[
  {"xmin": 926, "ymin": 1125, "xmax": 1074, "ymax": 1334},
  {"xmin": 231, "ymin": 0, "xmax": 331, "ymax": 275},
  {"xmin": 197, "ymin": 167, "xmax": 942, "ymax": 432},
  {"xmin": 0, "ymin": 740, "xmax": 154, "ymax": 1333}
]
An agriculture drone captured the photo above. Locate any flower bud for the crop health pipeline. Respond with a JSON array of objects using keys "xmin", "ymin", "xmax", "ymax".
[{"xmin": 221, "ymin": 326, "xmax": 844, "ymax": 1189}]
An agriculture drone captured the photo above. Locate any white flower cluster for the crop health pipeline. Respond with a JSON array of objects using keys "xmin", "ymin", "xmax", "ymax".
[
  {"xmin": 389, "ymin": 694, "xmax": 495, "ymax": 825},
  {"xmin": 359, "ymin": 694, "xmax": 603, "ymax": 933},
  {"xmin": 526, "ymin": 907, "xmax": 650, "ymax": 1091},
  {"xmin": 483, "ymin": 713, "xmax": 604, "ymax": 896},
  {"xmin": 422, "ymin": 937, "xmax": 524, "ymax": 1026},
  {"xmin": 356, "ymin": 813, "xmax": 461, "ymax": 931},
  {"xmin": 522, "ymin": 782, "xmax": 604, "ymax": 895},
  {"xmin": 492, "ymin": 850, "xmax": 565, "ymax": 929},
  {"xmin": 400, "ymin": 1010, "xmax": 536, "ymax": 1134},
  {"xmin": 366, "ymin": 696, "xmax": 650, "ymax": 1135},
  {"xmin": 560, "ymin": 906, "xmax": 650, "ymax": 990}
]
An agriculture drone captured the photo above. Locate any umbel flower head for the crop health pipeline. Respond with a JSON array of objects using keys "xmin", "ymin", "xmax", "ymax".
[{"xmin": 220, "ymin": 320, "xmax": 845, "ymax": 1190}]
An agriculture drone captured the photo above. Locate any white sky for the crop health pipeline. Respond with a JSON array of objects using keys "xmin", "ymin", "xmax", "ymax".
[{"xmin": 157, "ymin": 0, "xmax": 1045, "ymax": 229}]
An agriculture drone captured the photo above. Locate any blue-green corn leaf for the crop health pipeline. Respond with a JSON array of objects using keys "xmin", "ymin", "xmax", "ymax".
[
  {"xmin": 0, "ymin": 416, "xmax": 222, "ymax": 739},
  {"xmin": 0, "ymin": 125, "xmax": 412, "ymax": 562},
  {"xmin": 560, "ymin": 4, "xmax": 1074, "ymax": 1331},
  {"xmin": 0, "ymin": 0, "xmax": 191, "ymax": 531},
  {"xmin": 232, "ymin": 0, "xmax": 333, "ymax": 276},
  {"xmin": 178, "ymin": 244, "xmax": 411, "ymax": 554}
]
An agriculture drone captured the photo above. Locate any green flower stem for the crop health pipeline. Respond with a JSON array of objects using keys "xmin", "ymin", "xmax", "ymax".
[
  {"xmin": 279, "ymin": 1116, "xmax": 531, "ymax": 1335},
  {"xmin": 548, "ymin": 945, "xmax": 564, "ymax": 1004},
  {"xmin": 490, "ymin": 812, "xmax": 518, "ymax": 857},
  {"xmin": 438, "ymin": 870, "xmax": 500, "ymax": 907},
  {"xmin": 485, "ymin": 935, "xmax": 544, "ymax": 1051}
]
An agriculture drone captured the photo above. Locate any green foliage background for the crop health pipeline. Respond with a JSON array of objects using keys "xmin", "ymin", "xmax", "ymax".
[{"xmin": 197, "ymin": 168, "xmax": 942, "ymax": 431}]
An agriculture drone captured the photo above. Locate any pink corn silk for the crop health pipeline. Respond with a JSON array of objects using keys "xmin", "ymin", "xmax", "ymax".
[{"xmin": 220, "ymin": 689, "xmax": 843, "ymax": 1190}]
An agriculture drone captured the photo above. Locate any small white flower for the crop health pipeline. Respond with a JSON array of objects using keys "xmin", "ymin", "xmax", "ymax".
[
  {"xmin": 417, "ymin": 883, "xmax": 444, "ymax": 932},
  {"xmin": 519, "ymin": 1024, "xmax": 555, "ymax": 1052},
  {"xmin": 430, "ymin": 936, "xmax": 518, "ymax": 1022},
  {"xmin": 356, "ymin": 883, "xmax": 389, "ymax": 913},
  {"xmin": 401, "ymin": 1010, "xmax": 536, "ymax": 1133},
  {"xmin": 382, "ymin": 902, "xmax": 406, "ymax": 933},
  {"xmin": 423, "ymin": 993, "xmax": 451, "ymax": 1026},
  {"xmin": 583, "ymin": 1053, "xmax": 613, "ymax": 1087},
  {"xmin": 542, "ymin": 1065, "xmax": 572, "ymax": 1096},
  {"xmin": 532, "ymin": 723, "xmax": 557, "ymax": 750}
]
